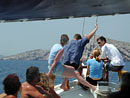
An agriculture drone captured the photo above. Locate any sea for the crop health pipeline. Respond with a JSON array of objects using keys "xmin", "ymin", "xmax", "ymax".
[{"xmin": 0, "ymin": 60, "xmax": 130, "ymax": 95}]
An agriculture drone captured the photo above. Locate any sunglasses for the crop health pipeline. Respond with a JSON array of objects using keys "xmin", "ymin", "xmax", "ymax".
[{"xmin": 98, "ymin": 42, "xmax": 101, "ymax": 44}]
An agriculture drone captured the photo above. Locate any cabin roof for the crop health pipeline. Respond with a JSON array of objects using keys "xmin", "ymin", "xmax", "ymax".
[{"xmin": 0, "ymin": 0, "xmax": 130, "ymax": 22}]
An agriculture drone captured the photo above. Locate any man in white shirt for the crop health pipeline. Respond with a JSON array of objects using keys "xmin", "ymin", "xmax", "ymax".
[{"xmin": 97, "ymin": 36, "xmax": 125, "ymax": 71}]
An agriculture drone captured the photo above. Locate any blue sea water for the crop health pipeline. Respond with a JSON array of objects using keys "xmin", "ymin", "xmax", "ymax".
[
  {"xmin": 0, "ymin": 60, "xmax": 130, "ymax": 94},
  {"xmin": 0, "ymin": 60, "xmax": 65, "ymax": 94}
]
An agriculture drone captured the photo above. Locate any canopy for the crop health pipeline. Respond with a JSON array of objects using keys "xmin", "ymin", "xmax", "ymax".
[{"xmin": 0, "ymin": 0, "xmax": 130, "ymax": 22}]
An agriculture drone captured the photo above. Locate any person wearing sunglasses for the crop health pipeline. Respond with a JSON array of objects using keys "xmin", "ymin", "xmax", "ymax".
[{"xmin": 97, "ymin": 36, "xmax": 125, "ymax": 80}]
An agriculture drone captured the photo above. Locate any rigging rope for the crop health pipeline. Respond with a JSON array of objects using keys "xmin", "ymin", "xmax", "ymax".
[
  {"xmin": 81, "ymin": 17, "xmax": 98, "ymax": 59},
  {"xmin": 96, "ymin": 16, "xmax": 98, "ymax": 24},
  {"xmin": 93, "ymin": 16, "xmax": 98, "ymax": 49},
  {"xmin": 82, "ymin": 17, "xmax": 86, "ymax": 37}
]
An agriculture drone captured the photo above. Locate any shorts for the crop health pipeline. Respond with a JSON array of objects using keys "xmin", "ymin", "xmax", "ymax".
[
  {"xmin": 105, "ymin": 62, "xmax": 124, "ymax": 71},
  {"xmin": 64, "ymin": 62, "xmax": 79, "ymax": 70},
  {"xmin": 48, "ymin": 62, "xmax": 63, "ymax": 76},
  {"xmin": 86, "ymin": 77, "xmax": 103, "ymax": 86},
  {"xmin": 80, "ymin": 77, "xmax": 103, "ymax": 90}
]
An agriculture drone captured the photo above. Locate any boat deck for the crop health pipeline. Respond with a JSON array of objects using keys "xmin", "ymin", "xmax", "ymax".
[{"xmin": 55, "ymin": 80, "xmax": 95, "ymax": 98}]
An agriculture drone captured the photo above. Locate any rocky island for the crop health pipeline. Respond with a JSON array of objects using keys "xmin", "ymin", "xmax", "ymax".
[{"xmin": 1, "ymin": 36, "xmax": 130, "ymax": 61}]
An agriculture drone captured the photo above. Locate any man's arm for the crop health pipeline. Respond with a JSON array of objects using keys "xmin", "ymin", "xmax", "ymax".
[
  {"xmin": 21, "ymin": 85, "xmax": 45, "ymax": 98},
  {"xmin": 48, "ymin": 49, "xmax": 64, "ymax": 75},
  {"xmin": 86, "ymin": 24, "xmax": 98, "ymax": 40},
  {"xmin": 27, "ymin": 90, "xmax": 45, "ymax": 98}
]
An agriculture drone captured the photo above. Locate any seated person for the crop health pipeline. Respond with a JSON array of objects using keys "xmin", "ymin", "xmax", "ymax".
[
  {"xmin": 80, "ymin": 48, "xmax": 105, "ymax": 89},
  {"xmin": 21, "ymin": 66, "xmax": 60, "ymax": 98},
  {"xmin": 3, "ymin": 74, "xmax": 21, "ymax": 98},
  {"xmin": 107, "ymin": 72, "xmax": 130, "ymax": 98},
  {"xmin": 97, "ymin": 36, "xmax": 125, "ymax": 71},
  {"xmin": 37, "ymin": 73, "xmax": 60, "ymax": 98}
]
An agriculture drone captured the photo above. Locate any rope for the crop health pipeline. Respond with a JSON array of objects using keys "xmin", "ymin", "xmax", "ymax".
[
  {"xmin": 81, "ymin": 17, "xmax": 98, "ymax": 58},
  {"xmin": 81, "ymin": 17, "xmax": 86, "ymax": 37},
  {"xmin": 96, "ymin": 16, "xmax": 98, "ymax": 24},
  {"xmin": 93, "ymin": 16, "xmax": 98, "ymax": 49}
]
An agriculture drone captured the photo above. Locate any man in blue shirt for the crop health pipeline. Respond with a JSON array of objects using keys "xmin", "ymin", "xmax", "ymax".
[
  {"xmin": 64, "ymin": 34, "xmax": 89, "ymax": 70},
  {"xmin": 48, "ymin": 24, "xmax": 98, "ymax": 91}
]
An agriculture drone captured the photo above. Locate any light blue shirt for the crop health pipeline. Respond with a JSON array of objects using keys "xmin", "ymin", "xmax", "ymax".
[
  {"xmin": 48, "ymin": 44, "xmax": 62, "ymax": 65},
  {"xmin": 86, "ymin": 58, "xmax": 103, "ymax": 78}
]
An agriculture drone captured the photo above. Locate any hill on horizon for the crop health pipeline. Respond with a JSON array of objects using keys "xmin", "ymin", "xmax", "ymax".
[{"xmin": 1, "ymin": 36, "xmax": 130, "ymax": 61}]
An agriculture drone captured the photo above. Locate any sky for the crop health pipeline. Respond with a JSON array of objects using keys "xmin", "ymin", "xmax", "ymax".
[{"xmin": 0, "ymin": 14, "xmax": 130, "ymax": 56}]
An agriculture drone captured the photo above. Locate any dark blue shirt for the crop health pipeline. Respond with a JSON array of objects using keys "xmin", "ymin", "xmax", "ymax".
[{"xmin": 63, "ymin": 37, "xmax": 89, "ymax": 65}]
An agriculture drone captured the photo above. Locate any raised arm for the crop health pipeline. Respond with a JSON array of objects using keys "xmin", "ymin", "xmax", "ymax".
[{"xmin": 87, "ymin": 24, "xmax": 98, "ymax": 40}]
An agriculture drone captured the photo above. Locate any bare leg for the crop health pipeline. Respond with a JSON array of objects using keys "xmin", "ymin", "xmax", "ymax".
[
  {"xmin": 62, "ymin": 65, "xmax": 96, "ymax": 91},
  {"xmin": 60, "ymin": 78, "xmax": 69, "ymax": 91},
  {"xmin": 105, "ymin": 71, "xmax": 109, "ymax": 81},
  {"xmin": 78, "ymin": 65, "xmax": 82, "ymax": 76}
]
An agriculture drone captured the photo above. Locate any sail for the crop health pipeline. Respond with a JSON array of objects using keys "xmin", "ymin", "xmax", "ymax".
[{"xmin": 0, "ymin": 0, "xmax": 130, "ymax": 22}]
